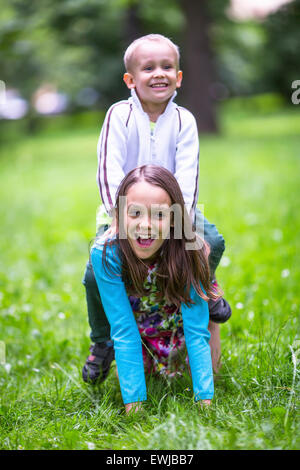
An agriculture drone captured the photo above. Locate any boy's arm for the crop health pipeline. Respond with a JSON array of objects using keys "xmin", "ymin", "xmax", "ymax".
[
  {"xmin": 181, "ymin": 286, "xmax": 214, "ymax": 402},
  {"xmin": 174, "ymin": 109, "xmax": 199, "ymax": 219},
  {"xmin": 97, "ymin": 103, "xmax": 130, "ymax": 215}
]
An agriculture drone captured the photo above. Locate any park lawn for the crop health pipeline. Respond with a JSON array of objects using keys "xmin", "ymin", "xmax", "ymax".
[{"xmin": 0, "ymin": 104, "xmax": 299, "ymax": 450}]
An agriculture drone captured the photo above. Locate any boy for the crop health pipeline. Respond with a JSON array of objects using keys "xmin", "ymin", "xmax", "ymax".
[{"xmin": 82, "ymin": 34, "xmax": 231, "ymax": 384}]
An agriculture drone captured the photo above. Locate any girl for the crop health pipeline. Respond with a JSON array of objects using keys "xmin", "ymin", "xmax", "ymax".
[{"xmin": 90, "ymin": 165, "xmax": 219, "ymax": 413}]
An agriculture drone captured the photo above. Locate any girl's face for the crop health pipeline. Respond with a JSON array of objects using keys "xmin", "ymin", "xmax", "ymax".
[{"xmin": 124, "ymin": 180, "xmax": 172, "ymax": 261}]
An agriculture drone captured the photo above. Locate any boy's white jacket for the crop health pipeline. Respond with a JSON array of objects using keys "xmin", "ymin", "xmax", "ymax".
[{"xmin": 97, "ymin": 89, "xmax": 199, "ymax": 216}]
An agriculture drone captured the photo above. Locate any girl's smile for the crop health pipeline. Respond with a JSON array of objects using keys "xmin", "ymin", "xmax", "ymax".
[{"xmin": 136, "ymin": 237, "xmax": 155, "ymax": 247}]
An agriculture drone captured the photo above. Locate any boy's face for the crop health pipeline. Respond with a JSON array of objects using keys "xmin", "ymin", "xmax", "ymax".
[{"xmin": 123, "ymin": 40, "xmax": 182, "ymax": 110}]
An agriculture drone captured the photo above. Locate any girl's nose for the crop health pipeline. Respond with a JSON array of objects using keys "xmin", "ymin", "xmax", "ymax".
[{"xmin": 138, "ymin": 213, "xmax": 152, "ymax": 231}]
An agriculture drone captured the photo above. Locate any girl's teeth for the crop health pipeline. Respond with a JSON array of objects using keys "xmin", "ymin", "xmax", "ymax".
[{"xmin": 137, "ymin": 237, "xmax": 154, "ymax": 247}]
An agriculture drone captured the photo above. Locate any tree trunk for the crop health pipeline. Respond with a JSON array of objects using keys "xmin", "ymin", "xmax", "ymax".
[
  {"xmin": 180, "ymin": 0, "xmax": 219, "ymax": 134},
  {"xmin": 122, "ymin": 1, "xmax": 143, "ymax": 47}
]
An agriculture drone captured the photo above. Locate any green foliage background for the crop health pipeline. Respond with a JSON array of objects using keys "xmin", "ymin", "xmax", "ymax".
[
  {"xmin": 0, "ymin": 101, "xmax": 299, "ymax": 449},
  {"xmin": 1, "ymin": 0, "xmax": 300, "ymax": 108},
  {"xmin": 0, "ymin": 0, "xmax": 299, "ymax": 452}
]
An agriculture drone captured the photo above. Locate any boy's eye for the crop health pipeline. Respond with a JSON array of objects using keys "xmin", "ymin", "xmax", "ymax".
[
  {"xmin": 128, "ymin": 210, "xmax": 141, "ymax": 218},
  {"xmin": 144, "ymin": 66, "xmax": 152, "ymax": 71}
]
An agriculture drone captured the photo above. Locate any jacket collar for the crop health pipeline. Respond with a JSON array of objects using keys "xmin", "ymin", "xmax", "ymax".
[{"xmin": 130, "ymin": 88, "xmax": 177, "ymax": 116}]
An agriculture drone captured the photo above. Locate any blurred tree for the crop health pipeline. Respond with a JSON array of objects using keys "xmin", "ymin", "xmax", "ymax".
[
  {"xmin": 0, "ymin": 0, "xmax": 225, "ymax": 133},
  {"xmin": 122, "ymin": 0, "xmax": 143, "ymax": 45},
  {"xmin": 1, "ymin": 0, "xmax": 298, "ymax": 130},
  {"xmin": 0, "ymin": 1, "xmax": 44, "ymax": 99},
  {"xmin": 180, "ymin": 0, "xmax": 219, "ymax": 133},
  {"xmin": 263, "ymin": 0, "xmax": 300, "ymax": 101}
]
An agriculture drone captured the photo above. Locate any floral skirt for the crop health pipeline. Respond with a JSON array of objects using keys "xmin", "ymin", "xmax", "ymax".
[{"xmin": 129, "ymin": 295, "xmax": 187, "ymax": 377}]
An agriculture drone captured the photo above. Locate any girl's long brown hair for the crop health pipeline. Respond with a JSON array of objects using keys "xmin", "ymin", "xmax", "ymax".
[{"xmin": 102, "ymin": 165, "xmax": 219, "ymax": 308}]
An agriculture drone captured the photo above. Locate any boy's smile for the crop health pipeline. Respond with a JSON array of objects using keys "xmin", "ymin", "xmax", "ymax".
[{"xmin": 123, "ymin": 40, "xmax": 182, "ymax": 119}]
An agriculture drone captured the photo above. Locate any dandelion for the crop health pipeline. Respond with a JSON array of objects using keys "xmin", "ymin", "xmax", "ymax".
[
  {"xmin": 220, "ymin": 256, "xmax": 231, "ymax": 267},
  {"xmin": 248, "ymin": 311, "xmax": 255, "ymax": 321},
  {"xmin": 281, "ymin": 269, "xmax": 290, "ymax": 278},
  {"xmin": 8, "ymin": 305, "xmax": 16, "ymax": 315},
  {"xmin": 0, "ymin": 341, "xmax": 5, "ymax": 364},
  {"xmin": 86, "ymin": 442, "xmax": 95, "ymax": 450},
  {"xmin": 272, "ymin": 229, "xmax": 283, "ymax": 241},
  {"xmin": 4, "ymin": 363, "xmax": 11, "ymax": 373},
  {"xmin": 43, "ymin": 311, "xmax": 51, "ymax": 320},
  {"xmin": 245, "ymin": 213, "xmax": 257, "ymax": 225},
  {"xmin": 31, "ymin": 329, "xmax": 41, "ymax": 337},
  {"xmin": 58, "ymin": 312, "xmax": 65, "ymax": 319},
  {"xmin": 236, "ymin": 302, "xmax": 244, "ymax": 309},
  {"xmin": 22, "ymin": 304, "xmax": 32, "ymax": 312},
  {"xmin": 263, "ymin": 299, "xmax": 269, "ymax": 306}
]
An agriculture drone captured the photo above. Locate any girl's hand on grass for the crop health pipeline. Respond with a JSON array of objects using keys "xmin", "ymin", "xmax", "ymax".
[
  {"xmin": 125, "ymin": 402, "xmax": 143, "ymax": 414},
  {"xmin": 200, "ymin": 399, "xmax": 211, "ymax": 406}
]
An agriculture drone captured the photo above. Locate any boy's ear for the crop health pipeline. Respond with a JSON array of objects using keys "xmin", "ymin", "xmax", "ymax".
[
  {"xmin": 123, "ymin": 73, "xmax": 136, "ymax": 89},
  {"xmin": 176, "ymin": 70, "xmax": 183, "ymax": 89}
]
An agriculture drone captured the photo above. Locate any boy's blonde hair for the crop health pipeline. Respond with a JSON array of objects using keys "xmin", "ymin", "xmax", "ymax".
[{"xmin": 124, "ymin": 34, "xmax": 180, "ymax": 72}]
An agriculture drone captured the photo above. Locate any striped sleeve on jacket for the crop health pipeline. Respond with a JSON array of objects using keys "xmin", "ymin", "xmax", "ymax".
[
  {"xmin": 174, "ymin": 107, "xmax": 199, "ymax": 215},
  {"xmin": 97, "ymin": 101, "xmax": 132, "ymax": 214}
]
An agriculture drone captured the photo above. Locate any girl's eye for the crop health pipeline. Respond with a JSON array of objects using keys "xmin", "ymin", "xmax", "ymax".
[
  {"xmin": 144, "ymin": 66, "xmax": 152, "ymax": 71},
  {"xmin": 164, "ymin": 65, "xmax": 172, "ymax": 70}
]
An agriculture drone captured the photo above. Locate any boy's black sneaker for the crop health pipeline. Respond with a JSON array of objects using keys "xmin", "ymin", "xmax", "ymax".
[
  {"xmin": 208, "ymin": 297, "xmax": 232, "ymax": 323},
  {"xmin": 82, "ymin": 341, "xmax": 114, "ymax": 384}
]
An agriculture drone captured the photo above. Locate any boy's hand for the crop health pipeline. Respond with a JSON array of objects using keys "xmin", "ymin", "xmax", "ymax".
[
  {"xmin": 103, "ymin": 224, "xmax": 117, "ymax": 239},
  {"xmin": 102, "ymin": 216, "xmax": 117, "ymax": 240}
]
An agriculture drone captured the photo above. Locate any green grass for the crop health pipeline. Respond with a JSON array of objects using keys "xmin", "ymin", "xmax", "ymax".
[{"xmin": 0, "ymin": 103, "xmax": 299, "ymax": 450}]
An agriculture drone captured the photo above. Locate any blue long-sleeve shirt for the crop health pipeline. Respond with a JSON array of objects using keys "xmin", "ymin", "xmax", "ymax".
[{"xmin": 90, "ymin": 240, "xmax": 214, "ymax": 404}]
